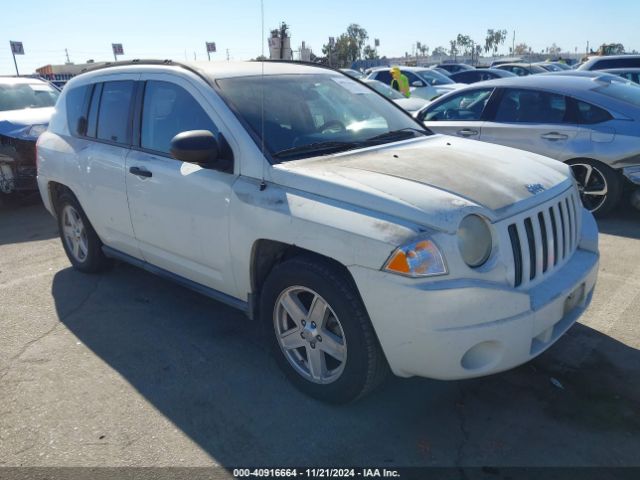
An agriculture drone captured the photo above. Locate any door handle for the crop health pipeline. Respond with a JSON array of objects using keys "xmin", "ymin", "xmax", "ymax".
[
  {"xmin": 129, "ymin": 166, "xmax": 152, "ymax": 178},
  {"xmin": 457, "ymin": 128, "xmax": 478, "ymax": 137},
  {"xmin": 541, "ymin": 132, "xmax": 568, "ymax": 141}
]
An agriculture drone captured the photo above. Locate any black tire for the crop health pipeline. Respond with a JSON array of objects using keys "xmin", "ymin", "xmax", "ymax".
[
  {"xmin": 260, "ymin": 255, "xmax": 388, "ymax": 404},
  {"xmin": 567, "ymin": 159, "xmax": 622, "ymax": 218},
  {"xmin": 56, "ymin": 192, "xmax": 111, "ymax": 273}
]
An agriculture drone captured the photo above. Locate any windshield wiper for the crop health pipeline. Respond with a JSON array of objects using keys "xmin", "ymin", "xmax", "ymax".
[
  {"xmin": 272, "ymin": 141, "xmax": 363, "ymax": 159},
  {"xmin": 362, "ymin": 128, "xmax": 429, "ymax": 145}
]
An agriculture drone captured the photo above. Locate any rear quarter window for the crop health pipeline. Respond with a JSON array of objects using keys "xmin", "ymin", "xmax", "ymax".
[
  {"xmin": 65, "ymin": 85, "xmax": 91, "ymax": 136},
  {"xmin": 575, "ymin": 100, "xmax": 613, "ymax": 124}
]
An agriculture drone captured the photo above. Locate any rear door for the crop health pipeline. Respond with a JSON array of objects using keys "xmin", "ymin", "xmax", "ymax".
[
  {"xmin": 125, "ymin": 75, "xmax": 238, "ymax": 296},
  {"xmin": 421, "ymin": 87, "xmax": 495, "ymax": 139},
  {"xmin": 68, "ymin": 76, "xmax": 141, "ymax": 258},
  {"xmin": 479, "ymin": 88, "xmax": 581, "ymax": 159}
]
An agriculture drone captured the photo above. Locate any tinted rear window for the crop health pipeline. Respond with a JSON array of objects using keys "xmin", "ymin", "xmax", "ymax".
[
  {"xmin": 96, "ymin": 81, "xmax": 134, "ymax": 144},
  {"xmin": 575, "ymin": 100, "xmax": 613, "ymax": 124},
  {"xmin": 65, "ymin": 85, "xmax": 90, "ymax": 135},
  {"xmin": 0, "ymin": 82, "xmax": 59, "ymax": 112}
]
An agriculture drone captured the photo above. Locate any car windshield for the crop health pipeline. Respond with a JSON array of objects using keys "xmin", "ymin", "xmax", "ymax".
[
  {"xmin": 415, "ymin": 70, "xmax": 455, "ymax": 86},
  {"xmin": 593, "ymin": 81, "xmax": 640, "ymax": 107},
  {"xmin": 217, "ymin": 73, "xmax": 427, "ymax": 161},
  {"xmin": 0, "ymin": 82, "xmax": 59, "ymax": 112},
  {"xmin": 364, "ymin": 80, "xmax": 405, "ymax": 99}
]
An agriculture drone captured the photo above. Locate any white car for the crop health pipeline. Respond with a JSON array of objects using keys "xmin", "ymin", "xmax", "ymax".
[
  {"xmin": 367, "ymin": 66, "xmax": 465, "ymax": 99},
  {"xmin": 363, "ymin": 79, "xmax": 429, "ymax": 113},
  {"xmin": 37, "ymin": 61, "xmax": 599, "ymax": 403}
]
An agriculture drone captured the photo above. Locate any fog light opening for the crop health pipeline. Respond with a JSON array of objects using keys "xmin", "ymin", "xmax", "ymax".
[{"xmin": 461, "ymin": 341, "xmax": 502, "ymax": 371}]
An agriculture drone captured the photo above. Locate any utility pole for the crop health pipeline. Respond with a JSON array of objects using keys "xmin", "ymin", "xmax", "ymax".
[
  {"xmin": 226, "ymin": 48, "xmax": 230, "ymax": 61},
  {"xmin": 512, "ymin": 30, "xmax": 516, "ymax": 56},
  {"xmin": 65, "ymin": 48, "xmax": 71, "ymax": 64}
]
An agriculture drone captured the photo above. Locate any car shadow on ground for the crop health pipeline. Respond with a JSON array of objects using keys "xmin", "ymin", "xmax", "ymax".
[
  {"xmin": 51, "ymin": 263, "xmax": 640, "ymax": 466},
  {"xmin": 0, "ymin": 198, "xmax": 57, "ymax": 246},
  {"xmin": 596, "ymin": 203, "xmax": 640, "ymax": 240}
]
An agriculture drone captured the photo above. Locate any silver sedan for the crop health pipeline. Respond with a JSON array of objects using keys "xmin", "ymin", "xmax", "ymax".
[{"xmin": 416, "ymin": 74, "xmax": 640, "ymax": 216}]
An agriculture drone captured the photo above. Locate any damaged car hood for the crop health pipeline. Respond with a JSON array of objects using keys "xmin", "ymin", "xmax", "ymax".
[
  {"xmin": 273, "ymin": 135, "xmax": 572, "ymax": 231},
  {"xmin": 0, "ymin": 107, "xmax": 54, "ymax": 139}
]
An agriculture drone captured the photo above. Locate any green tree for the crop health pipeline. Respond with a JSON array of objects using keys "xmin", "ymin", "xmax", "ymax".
[
  {"xmin": 322, "ymin": 24, "xmax": 371, "ymax": 67},
  {"xmin": 514, "ymin": 43, "xmax": 531, "ymax": 55},
  {"xmin": 433, "ymin": 46, "xmax": 447, "ymax": 57},
  {"xmin": 484, "ymin": 29, "xmax": 508, "ymax": 55},
  {"xmin": 363, "ymin": 45, "xmax": 379, "ymax": 60}
]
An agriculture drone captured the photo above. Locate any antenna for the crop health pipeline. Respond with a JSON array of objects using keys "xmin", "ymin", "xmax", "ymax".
[{"xmin": 259, "ymin": 0, "xmax": 267, "ymax": 191}]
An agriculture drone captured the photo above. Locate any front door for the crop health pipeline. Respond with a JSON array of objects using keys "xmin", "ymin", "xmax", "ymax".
[
  {"xmin": 125, "ymin": 76, "xmax": 238, "ymax": 296},
  {"xmin": 422, "ymin": 87, "xmax": 495, "ymax": 139}
]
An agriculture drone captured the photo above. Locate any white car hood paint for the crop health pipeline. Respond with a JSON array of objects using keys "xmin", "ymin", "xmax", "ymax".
[{"xmin": 273, "ymin": 135, "xmax": 571, "ymax": 232}]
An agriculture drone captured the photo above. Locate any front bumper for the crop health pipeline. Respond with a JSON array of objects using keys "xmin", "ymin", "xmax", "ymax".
[
  {"xmin": 0, "ymin": 135, "xmax": 37, "ymax": 193},
  {"xmin": 350, "ymin": 214, "xmax": 599, "ymax": 380}
]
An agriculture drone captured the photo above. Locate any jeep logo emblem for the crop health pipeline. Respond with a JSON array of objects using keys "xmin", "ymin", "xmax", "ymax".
[{"xmin": 526, "ymin": 184, "xmax": 546, "ymax": 195}]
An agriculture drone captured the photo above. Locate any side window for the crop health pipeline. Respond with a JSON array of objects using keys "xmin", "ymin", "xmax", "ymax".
[
  {"xmin": 575, "ymin": 100, "xmax": 613, "ymax": 124},
  {"xmin": 403, "ymin": 71, "xmax": 423, "ymax": 86},
  {"xmin": 65, "ymin": 85, "xmax": 90, "ymax": 136},
  {"xmin": 374, "ymin": 71, "xmax": 392, "ymax": 84},
  {"xmin": 494, "ymin": 89, "xmax": 568, "ymax": 123},
  {"xmin": 96, "ymin": 81, "xmax": 134, "ymax": 144},
  {"xmin": 141, "ymin": 81, "xmax": 219, "ymax": 156},
  {"xmin": 424, "ymin": 89, "xmax": 493, "ymax": 121}
]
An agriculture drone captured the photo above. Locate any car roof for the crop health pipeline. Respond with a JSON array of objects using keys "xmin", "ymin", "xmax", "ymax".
[
  {"xmin": 70, "ymin": 60, "xmax": 341, "ymax": 83},
  {"xmin": 0, "ymin": 76, "xmax": 49, "ymax": 86},
  {"xmin": 452, "ymin": 72, "xmax": 630, "ymax": 93}
]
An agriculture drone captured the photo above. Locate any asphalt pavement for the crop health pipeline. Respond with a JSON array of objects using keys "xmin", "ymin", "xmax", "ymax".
[{"xmin": 1, "ymin": 199, "xmax": 639, "ymax": 468}]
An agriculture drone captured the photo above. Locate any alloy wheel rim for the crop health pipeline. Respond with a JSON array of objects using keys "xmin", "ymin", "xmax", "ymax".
[
  {"xmin": 570, "ymin": 163, "xmax": 608, "ymax": 213},
  {"xmin": 62, "ymin": 205, "xmax": 89, "ymax": 263},
  {"xmin": 274, "ymin": 286, "xmax": 347, "ymax": 384}
]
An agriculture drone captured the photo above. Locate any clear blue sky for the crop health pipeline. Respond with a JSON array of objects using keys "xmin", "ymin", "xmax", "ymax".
[{"xmin": 2, "ymin": 0, "xmax": 639, "ymax": 74}]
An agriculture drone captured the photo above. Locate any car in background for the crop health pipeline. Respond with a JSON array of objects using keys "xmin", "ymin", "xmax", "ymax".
[
  {"xmin": 449, "ymin": 68, "xmax": 516, "ymax": 84},
  {"xmin": 602, "ymin": 68, "xmax": 640, "ymax": 84},
  {"xmin": 494, "ymin": 63, "xmax": 548, "ymax": 76},
  {"xmin": 434, "ymin": 63, "xmax": 474, "ymax": 74},
  {"xmin": 578, "ymin": 55, "xmax": 640, "ymax": 71},
  {"xmin": 0, "ymin": 77, "xmax": 60, "ymax": 202},
  {"xmin": 429, "ymin": 67, "xmax": 452, "ymax": 77},
  {"xmin": 367, "ymin": 66, "xmax": 464, "ymax": 99},
  {"xmin": 490, "ymin": 58, "xmax": 524, "ymax": 67},
  {"xmin": 340, "ymin": 68, "xmax": 365, "ymax": 80},
  {"xmin": 415, "ymin": 75, "xmax": 640, "ymax": 216},
  {"xmin": 536, "ymin": 62, "xmax": 566, "ymax": 72},
  {"xmin": 363, "ymin": 79, "xmax": 429, "ymax": 113}
]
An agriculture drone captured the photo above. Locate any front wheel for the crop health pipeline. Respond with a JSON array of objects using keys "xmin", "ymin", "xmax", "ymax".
[
  {"xmin": 568, "ymin": 159, "xmax": 622, "ymax": 217},
  {"xmin": 260, "ymin": 256, "xmax": 388, "ymax": 403}
]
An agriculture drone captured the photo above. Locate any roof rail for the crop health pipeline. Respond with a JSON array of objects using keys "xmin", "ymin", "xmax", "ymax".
[{"xmin": 79, "ymin": 58, "xmax": 181, "ymax": 73}]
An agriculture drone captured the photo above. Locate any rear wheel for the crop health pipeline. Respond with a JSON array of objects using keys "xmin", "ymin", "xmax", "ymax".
[
  {"xmin": 261, "ymin": 256, "xmax": 388, "ymax": 403},
  {"xmin": 56, "ymin": 192, "xmax": 111, "ymax": 273},
  {"xmin": 568, "ymin": 159, "xmax": 622, "ymax": 217}
]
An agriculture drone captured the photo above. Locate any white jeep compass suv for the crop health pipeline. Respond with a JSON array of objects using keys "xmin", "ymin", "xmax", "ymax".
[{"xmin": 37, "ymin": 60, "xmax": 599, "ymax": 403}]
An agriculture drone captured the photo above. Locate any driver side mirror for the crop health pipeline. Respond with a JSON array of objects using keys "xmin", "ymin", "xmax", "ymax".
[
  {"xmin": 411, "ymin": 80, "xmax": 425, "ymax": 87},
  {"xmin": 170, "ymin": 130, "xmax": 230, "ymax": 171}
]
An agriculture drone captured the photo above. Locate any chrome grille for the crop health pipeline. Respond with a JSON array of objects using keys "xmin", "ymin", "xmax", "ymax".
[{"xmin": 507, "ymin": 189, "xmax": 581, "ymax": 288}]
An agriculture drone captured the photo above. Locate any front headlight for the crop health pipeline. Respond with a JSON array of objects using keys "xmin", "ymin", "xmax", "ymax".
[
  {"xmin": 383, "ymin": 237, "xmax": 447, "ymax": 278},
  {"xmin": 458, "ymin": 215, "xmax": 492, "ymax": 268},
  {"xmin": 27, "ymin": 124, "xmax": 47, "ymax": 138}
]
